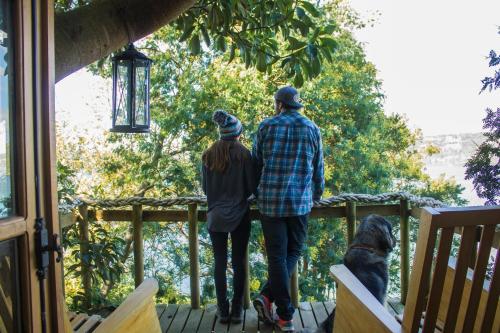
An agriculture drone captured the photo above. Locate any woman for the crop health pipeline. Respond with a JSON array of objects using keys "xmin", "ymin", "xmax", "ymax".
[{"xmin": 202, "ymin": 110, "xmax": 256, "ymax": 324}]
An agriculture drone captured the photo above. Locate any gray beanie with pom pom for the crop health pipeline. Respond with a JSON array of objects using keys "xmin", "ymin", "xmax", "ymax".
[{"xmin": 212, "ymin": 110, "xmax": 243, "ymax": 140}]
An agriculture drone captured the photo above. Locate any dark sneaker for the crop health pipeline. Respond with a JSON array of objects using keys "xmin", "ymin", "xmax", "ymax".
[
  {"xmin": 273, "ymin": 313, "xmax": 295, "ymax": 332},
  {"xmin": 253, "ymin": 294, "xmax": 273, "ymax": 325},
  {"xmin": 230, "ymin": 303, "xmax": 243, "ymax": 324},
  {"xmin": 217, "ymin": 303, "xmax": 230, "ymax": 324}
]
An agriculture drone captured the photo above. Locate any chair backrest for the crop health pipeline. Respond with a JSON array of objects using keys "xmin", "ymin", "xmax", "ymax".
[
  {"xmin": 94, "ymin": 278, "xmax": 161, "ymax": 333},
  {"xmin": 402, "ymin": 206, "xmax": 500, "ymax": 333}
]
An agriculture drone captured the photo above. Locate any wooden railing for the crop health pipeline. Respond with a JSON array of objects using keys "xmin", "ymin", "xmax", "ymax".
[{"xmin": 60, "ymin": 198, "xmax": 431, "ymax": 310}]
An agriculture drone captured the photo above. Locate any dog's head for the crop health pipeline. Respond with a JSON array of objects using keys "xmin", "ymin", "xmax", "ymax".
[{"xmin": 354, "ymin": 214, "xmax": 396, "ymax": 253}]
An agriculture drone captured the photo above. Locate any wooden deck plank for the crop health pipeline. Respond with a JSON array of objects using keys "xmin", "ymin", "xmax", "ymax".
[
  {"xmin": 259, "ymin": 321, "xmax": 275, "ymax": 333},
  {"xmin": 159, "ymin": 304, "xmax": 179, "ymax": 333},
  {"xmin": 68, "ymin": 312, "xmax": 77, "ymax": 321},
  {"xmin": 292, "ymin": 307, "xmax": 303, "ymax": 331},
  {"xmin": 197, "ymin": 304, "xmax": 217, "ymax": 333},
  {"xmin": 213, "ymin": 311, "xmax": 229, "ymax": 333},
  {"xmin": 299, "ymin": 302, "xmax": 317, "ymax": 330},
  {"xmin": 311, "ymin": 301, "xmax": 329, "ymax": 326},
  {"xmin": 228, "ymin": 311, "xmax": 244, "ymax": 333},
  {"xmin": 75, "ymin": 314, "xmax": 101, "ymax": 333},
  {"xmin": 156, "ymin": 304, "xmax": 167, "ymax": 318},
  {"xmin": 387, "ymin": 298, "xmax": 404, "ymax": 315},
  {"xmin": 243, "ymin": 307, "xmax": 259, "ymax": 333},
  {"xmin": 323, "ymin": 301, "xmax": 335, "ymax": 315},
  {"xmin": 168, "ymin": 304, "xmax": 191, "ymax": 332},
  {"xmin": 155, "ymin": 302, "xmax": 346, "ymax": 332},
  {"xmin": 183, "ymin": 308, "xmax": 204, "ymax": 332},
  {"xmin": 71, "ymin": 313, "xmax": 88, "ymax": 330}
]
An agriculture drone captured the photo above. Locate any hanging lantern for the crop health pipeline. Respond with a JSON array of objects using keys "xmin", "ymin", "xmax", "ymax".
[{"xmin": 111, "ymin": 43, "xmax": 152, "ymax": 133}]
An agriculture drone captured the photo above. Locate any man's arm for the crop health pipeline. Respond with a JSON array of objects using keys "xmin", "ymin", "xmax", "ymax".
[
  {"xmin": 312, "ymin": 127, "xmax": 325, "ymax": 201},
  {"xmin": 251, "ymin": 123, "xmax": 265, "ymax": 188}
]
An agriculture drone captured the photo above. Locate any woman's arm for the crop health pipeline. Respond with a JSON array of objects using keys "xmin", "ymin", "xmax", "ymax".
[{"xmin": 201, "ymin": 164, "xmax": 208, "ymax": 195}]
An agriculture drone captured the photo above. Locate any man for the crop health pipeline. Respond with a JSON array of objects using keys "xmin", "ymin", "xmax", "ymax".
[{"xmin": 252, "ymin": 86, "xmax": 324, "ymax": 331}]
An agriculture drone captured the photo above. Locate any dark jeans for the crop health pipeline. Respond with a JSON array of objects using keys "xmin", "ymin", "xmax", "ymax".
[
  {"xmin": 260, "ymin": 214, "xmax": 308, "ymax": 321},
  {"xmin": 209, "ymin": 213, "xmax": 251, "ymax": 310}
]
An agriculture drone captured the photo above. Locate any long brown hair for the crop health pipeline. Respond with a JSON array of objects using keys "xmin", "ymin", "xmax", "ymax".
[{"xmin": 202, "ymin": 140, "xmax": 248, "ymax": 173}]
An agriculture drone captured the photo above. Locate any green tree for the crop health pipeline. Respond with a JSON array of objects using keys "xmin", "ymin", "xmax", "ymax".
[
  {"xmin": 57, "ymin": 6, "xmax": 466, "ymax": 309},
  {"xmin": 465, "ymin": 36, "xmax": 500, "ymax": 205},
  {"xmin": 55, "ymin": 0, "xmax": 344, "ymax": 83}
]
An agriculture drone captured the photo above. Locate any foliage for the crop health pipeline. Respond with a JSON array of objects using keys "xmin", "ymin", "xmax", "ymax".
[
  {"xmin": 465, "ymin": 108, "xmax": 499, "ymax": 205},
  {"xmin": 55, "ymin": 0, "xmax": 361, "ymax": 87},
  {"xmin": 465, "ymin": 31, "xmax": 500, "ymax": 205},
  {"xmin": 56, "ymin": 2, "xmax": 466, "ymax": 310}
]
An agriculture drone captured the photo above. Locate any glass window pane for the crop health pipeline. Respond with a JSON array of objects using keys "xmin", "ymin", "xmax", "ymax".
[
  {"xmin": 115, "ymin": 61, "xmax": 130, "ymax": 126},
  {"xmin": 134, "ymin": 62, "xmax": 147, "ymax": 126},
  {"xmin": 0, "ymin": 0, "xmax": 14, "ymax": 218},
  {"xmin": 0, "ymin": 239, "xmax": 21, "ymax": 333}
]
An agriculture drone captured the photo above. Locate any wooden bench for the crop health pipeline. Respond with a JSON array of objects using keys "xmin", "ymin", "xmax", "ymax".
[
  {"xmin": 331, "ymin": 206, "xmax": 500, "ymax": 333},
  {"xmin": 64, "ymin": 278, "xmax": 161, "ymax": 333}
]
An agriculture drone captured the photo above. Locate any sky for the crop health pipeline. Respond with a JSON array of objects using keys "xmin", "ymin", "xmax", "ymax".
[
  {"xmin": 56, "ymin": 1, "xmax": 500, "ymax": 137},
  {"xmin": 348, "ymin": 0, "xmax": 500, "ymax": 136}
]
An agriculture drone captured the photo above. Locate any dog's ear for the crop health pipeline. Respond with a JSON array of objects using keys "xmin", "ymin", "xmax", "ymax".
[{"xmin": 370, "ymin": 215, "xmax": 396, "ymax": 252}]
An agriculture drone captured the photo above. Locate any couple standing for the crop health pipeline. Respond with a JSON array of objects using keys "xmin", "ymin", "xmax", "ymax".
[{"xmin": 201, "ymin": 86, "xmax": 324, "ymax": 332}]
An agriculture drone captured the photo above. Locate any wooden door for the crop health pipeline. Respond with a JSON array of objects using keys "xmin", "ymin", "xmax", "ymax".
[{"xmin": 0, "ymin": 0, "xmax": 64, "ymax": 332}]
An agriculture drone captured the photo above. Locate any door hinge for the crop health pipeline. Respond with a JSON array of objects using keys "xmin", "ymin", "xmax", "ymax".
[{"xmin": 35, "ymin": 218, "xmax": 63, "ymax": 280}]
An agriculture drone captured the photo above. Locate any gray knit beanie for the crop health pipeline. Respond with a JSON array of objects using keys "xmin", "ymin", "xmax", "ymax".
[{"xmin": 212, "ymin": 110, "xmax": 243, "ymax": 140}]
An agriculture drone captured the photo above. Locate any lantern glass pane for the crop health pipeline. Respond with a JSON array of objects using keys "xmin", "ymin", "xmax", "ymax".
[
  {"xmin": 115, "ymin": 60, "xmax": 130, "ymax": 126},
  {"xmin": 134, "ymin": 60, "xmax": 148, "ymax": 126}
]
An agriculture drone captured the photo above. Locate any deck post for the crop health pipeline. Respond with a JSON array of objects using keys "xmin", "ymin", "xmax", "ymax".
[
  {"xmin": 188, "ymin": 203, "xmax": 200, "ymax": 309},
  {"xmin": 78, "ymin": 204, "xmax": 92, "ymax": 310},
  {"xmin": 400, "ymin": 199, "xmax": 410, "ymax": 304},
  {"xmin": 133, "ymin": 204, "xmax": 144, "ymax": 287},
  {"xmin": 291, "ymin": 265, "xmax": 299, "ymax": 308},
  {"xmin": 244, "ymin": 245, "xmax": 250, "ymax": 309},
  {"xmin": 346, "ymin": 201, "xmax": 357, "ymax": 245}
]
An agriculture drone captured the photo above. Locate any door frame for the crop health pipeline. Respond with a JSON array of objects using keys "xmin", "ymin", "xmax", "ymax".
[{"xmin": 0, "ymin": 0, "xmax": 64, "ymax": 331}]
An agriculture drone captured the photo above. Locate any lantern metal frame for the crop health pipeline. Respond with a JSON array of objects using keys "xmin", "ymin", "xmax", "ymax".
[{"xmin": 110, "ymin": 43, "xmax": 153, "ymax": 133}]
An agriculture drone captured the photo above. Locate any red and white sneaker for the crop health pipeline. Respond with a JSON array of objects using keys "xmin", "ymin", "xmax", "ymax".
[
  {"xmin": 253, "ymin": 294, "xmax": 273, "ymax": 325},
  {"xmin": 273, "ymin": 313, "xmax": 295, "ymax": 332}
]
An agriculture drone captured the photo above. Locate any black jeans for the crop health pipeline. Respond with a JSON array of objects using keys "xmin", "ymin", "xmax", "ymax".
[
  {"xmin": 209, "ymin": 213, "xmax": 251, "ymax": 310},
  {"xmin": 260, "ymin": 214, "xmax": 308, "ymax": 321}
]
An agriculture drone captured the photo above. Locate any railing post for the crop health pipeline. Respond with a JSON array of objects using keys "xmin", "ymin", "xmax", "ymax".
[
  {"xmin": 291, "ymin": 265, "xmax": 299, "ymax": 308},
  {"xmin": 132, "ymin": 204, "xmax": 144, "ymax": 287},
  {"xmin": 78, "ymin": 204, "xmax": 92, "ymax": 310},
  {"xmin": 188, "ymin": 203, "xmax": 200, "ymax": 309},
  {"xmin": 346, "ymin": 201, "xmax": 357, "ymax": 245},
  {"xmin": 400, "ymin": 199, "xmax": 410, "ymax": 304},
  {"xmin": 244, "ymin": 245, "xmax": 250, "ymax": 309}
]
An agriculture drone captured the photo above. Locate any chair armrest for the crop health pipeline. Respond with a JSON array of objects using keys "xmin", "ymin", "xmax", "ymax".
[{"xmin": 331, "ymin": 264, "xmax": 401, "ymax": 333}]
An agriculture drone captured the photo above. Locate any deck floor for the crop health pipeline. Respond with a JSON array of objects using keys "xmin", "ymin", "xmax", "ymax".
[{"xmin": 157, "ymin": 299, "xmax": 404, "ymax": 332}]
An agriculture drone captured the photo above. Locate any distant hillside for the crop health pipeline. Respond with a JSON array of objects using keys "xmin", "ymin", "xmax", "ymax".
[{"xmin": 417, "ymin": 132, "xmax": 485, "ymax": 205}]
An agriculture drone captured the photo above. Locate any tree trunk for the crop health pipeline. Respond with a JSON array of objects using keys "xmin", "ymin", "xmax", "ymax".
[{"xmin": 55, "ymin": 0, "xmax": 195, "ymax": 82}]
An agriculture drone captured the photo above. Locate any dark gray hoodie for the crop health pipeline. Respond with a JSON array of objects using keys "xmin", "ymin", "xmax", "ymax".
[{"xmin": 202, "ymin": 145, "xmax": 256, "ymax": 232}]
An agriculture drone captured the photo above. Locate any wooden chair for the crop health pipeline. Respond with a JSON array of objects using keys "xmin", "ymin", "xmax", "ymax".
[
  {"xmin": 331, "ymin": 206, "xmax": 500, "ymax": 333},
  {"xmin": 64, "ymin": 278, "xmax": 161, "ymax": 333}
]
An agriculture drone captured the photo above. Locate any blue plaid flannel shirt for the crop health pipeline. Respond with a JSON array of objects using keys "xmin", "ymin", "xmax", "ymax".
[{"xmin": 252, "ymin": 110, "xmax": 324, "ymax": 217}]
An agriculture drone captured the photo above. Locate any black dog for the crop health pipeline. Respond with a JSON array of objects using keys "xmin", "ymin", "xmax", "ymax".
[{"xmin": 305, "ymin": 214, "xmax": 396, "ymax": 333}]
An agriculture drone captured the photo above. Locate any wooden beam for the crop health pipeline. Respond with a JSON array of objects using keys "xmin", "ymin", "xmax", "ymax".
[
  {"xmin": 399, "ymin": 199, "xmax": 410, "ymax": 304},
  {"xmin": 291, "ymin": 265, "xmax": 299, "ymax": 309},
  {"xmin": 78, "ymin": 204, "xmax": 92, "ymax": 310},
  {"xmin": 346, "ymin": 202, "xmax": 356, "ymax": 245},
  {"xmin": 188, "ymin": 204, "xmax": 200, "ymax": 309},
  {"xmin": 132, "ymin": 205, "xmax": 144, "ymax": 287}
]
